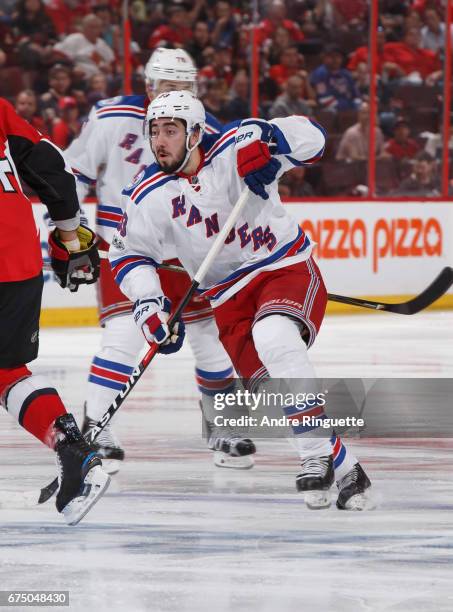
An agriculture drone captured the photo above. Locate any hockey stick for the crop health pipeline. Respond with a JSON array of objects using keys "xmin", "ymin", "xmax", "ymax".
[
  {"xmin": 12, "ymin": 187, "xmax": 251, "ymax": 509},
  {"xmin": 327, "ymin": 266, "xmax": 453, "ymax": 315}
]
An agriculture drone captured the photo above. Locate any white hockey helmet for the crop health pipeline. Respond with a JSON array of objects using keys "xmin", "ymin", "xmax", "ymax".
[
  {"xmin": 144, "ymin": 48, "xmax": 198, "ymax": 92},
  {"xmin": 146, "ymin": 90, "xmax": 206, "ymax": 172}
]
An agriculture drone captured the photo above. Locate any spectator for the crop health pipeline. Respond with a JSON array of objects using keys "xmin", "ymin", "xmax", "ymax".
[
  {"xmin": 336, "ymin": 102, "xmax": 385, "ymax": 161},
  {"xmin": 12, "ymin": 0, "xmax": 57, "ymax": 79},
  {"xmin": 264, "ymin": 25, "xmax": 292, "ymax": 66},
  {"xmin": 86, "ymin": 72, "xmax": 108, "ymax": 105},
  {"xmin": 147, "ymin": 4, "xmax": 194, "ymax": 50},
  {"xmin": 257, "ymin": 0, "xmax": 304, "ymax": 46},
  {"xmin": 268, "ymin": 74, "xmax": 313, "ymax": 119},
  {"xmin": 199, "ymin": 43, "xmax": 234, "ymax": 93},
  {"xmin": 310, "ymin": 44, "xmax": 361, "ymax": 111},
  {"xmin": 53, "ymin": 14, "xmax": 115, "ymax": 81},
  {"xmin": 331, "ymin": 0, "xmax": 368, "ymax": 30},
  {"xmin": 384, "ymin": 117, "xmax": 420, "ymax": 160},
  {"xmin": 421, "ymin": 8, "xmax": 453, "ymax": 54},
  {"xmin": 15, "ymin": 89, "xmax": 47, "ymax": 132},
  {"xmin": 279, "ymin": 167, "xmax": 315, "ymax": 197},
  {"xmin": 223, "ymin": 70, "xmax": 250, "ymax": 122},
  {"xmin": 45, "ymin": 0, "xmax": 91, "ymax": 36},
  {"xmin": 93, "ymin": 4, "xmax": 121, "ymax": 57},
  {"xmin": 269, "ymin": 45, "xmax": 304, "ymax": 89},
  {"xmin": 49, "ymin": 96, "xmax": 81, "ymax": 149},
  {"xmin": 384, "ymin": 27, "xmax": 442, "ymax": 84},
  {"xmin": 40, "ymin": 64, "xmax": 74, "ymax": 119},
  {"xmin": 395, "ymin": 151, "xmax": 439, "ymax": 195},
  {"xmin": 209, "ymin": 1, "xmax": 238, "ymax": 49},
  {"xmin": 187, "ymin": 21, "xmax": 211, "ymax": 68},
  {"xmin": 201, "ymin": 78, "xmax": 229, "ymax": 122}
]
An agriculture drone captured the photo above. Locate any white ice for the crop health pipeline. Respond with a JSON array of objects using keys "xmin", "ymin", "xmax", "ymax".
[{"xmin": 1, "ymin": 312, "xmax": 453, "ymax": 612}]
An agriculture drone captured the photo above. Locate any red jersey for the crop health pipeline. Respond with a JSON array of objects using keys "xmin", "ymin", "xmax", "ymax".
[
  {"xmin": 0, "ymin": 98, "xmax": 79, "ymax": 282},
  {"xmin": 385, "ymin": 138, "xmax": 420, "ymax": 160}
]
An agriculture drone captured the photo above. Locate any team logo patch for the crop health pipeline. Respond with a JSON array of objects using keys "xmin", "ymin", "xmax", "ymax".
[
  {"xmin": 125, "ymin": 169, "xmax": 145, "ymax": 190},
  {"xmin": 97, "ymin": 96, "xmax": 123, "ymax": 107},
  {"xmin": 112, "ymin": 234, "xmax": 125, "ymax": 250},
  {"xmin": 31, "ymin": 330, "xmax": 39, "ymax": 343}
]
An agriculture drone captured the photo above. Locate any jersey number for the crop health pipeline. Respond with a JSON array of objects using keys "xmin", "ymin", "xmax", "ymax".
[{"xmin": 0, "ymin": 157, "xmax": 16, "ymax": 192}]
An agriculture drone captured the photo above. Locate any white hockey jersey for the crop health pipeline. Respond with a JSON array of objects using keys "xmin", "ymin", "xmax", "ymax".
[
  {"xmin": 109, "ymin": 116, "xmax": 325, "ymax": 307},
  {"xmin": 64, "ymin": 94, "xmax": 222, "ymax": 243}
]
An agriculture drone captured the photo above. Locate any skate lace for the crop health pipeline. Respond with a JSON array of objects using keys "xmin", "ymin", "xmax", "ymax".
[
  {"xmin": 300, "ymin": 457, "xmax": 330, "ymax": 477},
  {"xmin": 338, "ymin": 465, "xmax": 359, "ymax": 490}
]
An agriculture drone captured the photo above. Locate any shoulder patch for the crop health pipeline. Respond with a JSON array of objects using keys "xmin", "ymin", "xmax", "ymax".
[
  {"xmin": 97, "ymin": 96, "xmax": 123, "ymax": 108},
  {"xmin": 125, "ymin": 169, "xmax": 145, "ymax": 191}
]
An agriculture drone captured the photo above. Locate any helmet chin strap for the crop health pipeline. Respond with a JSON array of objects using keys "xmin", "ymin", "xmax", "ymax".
[{"xmin": 174, "ymin": 128, "xmax": 202, "ymax": 173}]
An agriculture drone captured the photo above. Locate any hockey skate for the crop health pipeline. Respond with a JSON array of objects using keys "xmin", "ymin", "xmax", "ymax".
[
  {"xmin": 82, "ymin": 410, "xmax": 125, "ymax": 476},
  {"xmin": 54, "ymin": 414, "xmax": 110, "ymax": 526},
  {"xmin": 336, "ymin": 462, "xmax": 373, "ymax": 510},
  {"xmin": 296, "ymin": 455, "xmax": 334, "ymax": 509},
  {"xmin": 200, "ymin": 401, "xmax": 256, "ymax": 469}
]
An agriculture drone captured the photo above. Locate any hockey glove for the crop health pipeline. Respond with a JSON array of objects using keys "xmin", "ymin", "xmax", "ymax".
[
  {"xmin": 133, "ymin": 296, "xmax": 185, "ymax": 354},
  {"xmin": 48, "ymin": 225, "xmax": 100, "ymax": 292},
  {"xmin": 235, "ymin": 119, "xmax": 282, "ymax": 200}
]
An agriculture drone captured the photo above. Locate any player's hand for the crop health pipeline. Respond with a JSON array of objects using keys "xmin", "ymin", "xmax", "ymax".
[
  {"xmin": 235, "ymin": 119, "xmax": 281, "ymax": 200},
  {"xmin": 48, "ymin": 225, "xmax": 100, "ymax": 292},
  {"xmin": 133, "ymin": 296, "xmax": 185, "ymax": 354}
]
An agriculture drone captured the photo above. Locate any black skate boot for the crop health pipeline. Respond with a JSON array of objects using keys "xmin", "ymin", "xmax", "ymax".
[
  {"xmin": 296, "ymin": 455, "xmax": 335, "ymax": 509},
  {"xmin": 201, "ymin": 401, "xmax": 256, "ymax": 469},
  {"xmin": 336, "ymin": 462, "xmax": 372, "ymax": 510},
  {"xmin": 82, "ymin": 407, "xmax": 125, "ymax": 475},
  {"xmin": 54, "ymin": 413, "xmax": 110, "ymax": 525}
]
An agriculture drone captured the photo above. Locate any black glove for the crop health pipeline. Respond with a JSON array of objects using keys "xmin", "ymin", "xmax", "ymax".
[{"xmin": 48, "ymin": 225, "xmax": 100, "ymax": 292}]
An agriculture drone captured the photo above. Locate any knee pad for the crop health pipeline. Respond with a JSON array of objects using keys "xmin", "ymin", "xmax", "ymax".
[
  {"xmin": 185, "ymin": 317, "xmax": 233, "ymax": 372},
  {"xmin": 100, "ymin": 314, "xmax": 145, "ymax": 362}
]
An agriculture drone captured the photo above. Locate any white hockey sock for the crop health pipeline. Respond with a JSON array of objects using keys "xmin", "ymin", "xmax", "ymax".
[
  {"xmin": 185, "ymin": 317, "xmax": 236, "ymax": 424},
  {"xmin": 253, "ymin": 315, "xmax": 332, "ymax": 458},
  {"xmin": 85, "ymin": 315, "xmax": 145, "ymax": 422}
]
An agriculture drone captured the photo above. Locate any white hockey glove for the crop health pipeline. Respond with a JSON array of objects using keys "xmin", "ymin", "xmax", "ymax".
[{"xmin": 133, "ymin": 297, "xmax": 185, "ymax": 354}]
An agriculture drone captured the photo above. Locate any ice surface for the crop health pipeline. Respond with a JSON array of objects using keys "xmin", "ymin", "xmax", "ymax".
[{"xmin": 1, "ymin": 312, "xmax": 452, "ymax": 612}]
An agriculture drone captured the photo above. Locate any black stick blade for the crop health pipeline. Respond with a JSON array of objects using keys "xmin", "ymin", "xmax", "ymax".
[{"xmin": 328, "ymin": 267, "xmax": 453, "ymax": 315}]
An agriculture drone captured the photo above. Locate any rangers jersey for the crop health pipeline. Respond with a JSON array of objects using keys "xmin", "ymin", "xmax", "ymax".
[
  {"xmin": 109, "ymin": 115, "xmax": 325, "ymax": 307},
  {"xmin": 65, "ymin": 94, "xmax": 223, "ymax": 243}
]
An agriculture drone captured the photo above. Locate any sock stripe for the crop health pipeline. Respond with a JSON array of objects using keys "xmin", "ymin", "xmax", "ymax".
[{"xmin": 18, "ymin": 388, "xmax": 59, "ymax": 427}]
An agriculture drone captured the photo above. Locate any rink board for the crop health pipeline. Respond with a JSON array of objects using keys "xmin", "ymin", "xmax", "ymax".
[{"xmin": 33, "ymin": 200, "xmax": 453, "ymax": 326}]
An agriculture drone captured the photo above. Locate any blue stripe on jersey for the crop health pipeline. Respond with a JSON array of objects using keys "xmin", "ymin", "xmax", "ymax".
[
  {"xmin": 114, "ymin": 260, "xmax": 158, "ymax": 284},
  {"xmin": 285, "ymin": 148, "xmax": 325, "ymax": 167},
  {"xmin": 74, "ymin": 172, "xmax": 94, "ymax": 184},
  {"xmin": 201, "ymin": 228, "xmax": 309, "ymax": 293},
  {"xmin": 97, "ymin": 112, "xmax": 145, "ymax": 120},
  {"xmin": 93, "ymin": 356, "xmax": 134, "ymax": 374},
  {"xmin": 110, "ymin": 254, "xmax": 159, "ymax": 268},
  {"xmin": 96, "ymin": 218, "xmax": 120, "ymax": 228},
  {"xmin": 133, "ymin": 175, "xmax": 179, "ymax": 204},
  {"xmin": 95, "ymin": 95, "xmax": 146, "ymax": 110},
  {"xmin": 98, "ymin": 204, "xmax": 123, "ymax": 214},
  {"xmin": 203, "ymin": 136, "xmax": 236, "ymax": 168},
  {"xmin": 195, "ymin": 366, "xmax": 234, "ymax": 380},
  {"xmin": 88, "ymin": 374, "xmax": 125, "ymax": 390},
  {"xmin": 334, "ymin": 444, "xmax": 346, "ymax": 468}
]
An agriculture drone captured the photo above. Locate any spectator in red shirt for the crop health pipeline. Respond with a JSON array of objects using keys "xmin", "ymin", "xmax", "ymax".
[
  {"xmin": 147, "ymin": 4, "xmax": 193, "ymax": 51},
  {"xmin": 332, "ymin": 0, "xmax": 368, "ymax": 28},
  {"xmin": 257, "ymin": 0, "xmax": 304, "ymax": 46},
  {"xmin": 269, "ymin": 45, "xmax": 305, "ymax": 89},
  {"xmin": 384, "ymin": 118, "xmax": 421, "ymax": 160},
  {"xmin": 49, "ymin": 96, "xmax": 81, "ymax": 149},
  {"xmin": 199, "ymin": 43, "xmax": 234, "ymax": 93},
  {"xmin": 15, "ymin": 89, "xmax": 48, "ymax": 133},
  {"xmin": 384, "ymin": 27, "xmax": 441, "ymax": 83}
]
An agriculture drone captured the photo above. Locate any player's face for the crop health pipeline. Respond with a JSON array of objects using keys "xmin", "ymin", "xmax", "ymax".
[{"xmin": 150, "ymin": 118, "xmax": 187, "ymax": 174}]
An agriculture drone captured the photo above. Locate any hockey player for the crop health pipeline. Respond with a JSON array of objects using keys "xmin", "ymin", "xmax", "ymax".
[
  {"xmin": 109, "ymin": 91, "xmax": 372, "ymax": 510},
  {"xmin": 64, "ymin": 47, "xmax": 255, "ymax": 473},
  {"xmin": 0, "ymin": 97, "xmax": 110, "ymax": 525}
]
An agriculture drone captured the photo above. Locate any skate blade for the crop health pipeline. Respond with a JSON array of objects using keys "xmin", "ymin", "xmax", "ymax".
[
  {"xmin": 213, "ymin": 452, "xmax": 254, "ymax": 470},
  {"xmin": 61, "ymin": 466, "xmax": 110, "ymax": 526},
  {"xmin": 341, "ymin": 491, "xmax": 375, "ymax": 511},
  {"xmin": 304, "ymin": 490, "xmax": 332, "ymax": 510}
]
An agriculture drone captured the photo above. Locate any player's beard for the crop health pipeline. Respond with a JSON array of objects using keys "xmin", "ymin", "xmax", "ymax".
[{"xmin": 156, "ymin": 144, "xmax": 187, "ymax": 174}]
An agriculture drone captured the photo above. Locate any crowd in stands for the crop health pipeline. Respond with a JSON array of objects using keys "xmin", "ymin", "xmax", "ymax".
[{"xmin": 1, "ymin": 0, "xmax": 451, "ymax": 197}]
